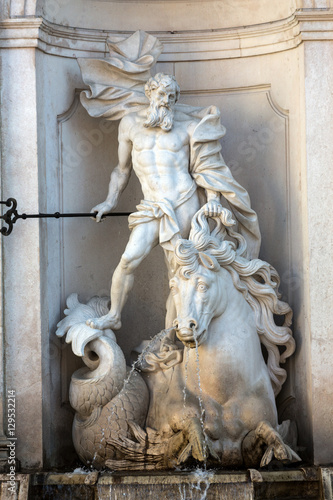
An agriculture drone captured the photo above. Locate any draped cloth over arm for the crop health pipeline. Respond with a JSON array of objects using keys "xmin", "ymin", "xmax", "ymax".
[
  {"xmin": 187, "ymin": 106, "xmax": 261, "ymax": 259},
  {"xmin": 77, "ymin": 30, "xmax": 261, "ymax": 259}
]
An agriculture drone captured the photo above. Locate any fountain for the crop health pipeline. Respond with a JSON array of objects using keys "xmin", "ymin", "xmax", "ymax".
[{"xmin": 54, "ymin": 30, "xmax": 302, "ymax": 498}]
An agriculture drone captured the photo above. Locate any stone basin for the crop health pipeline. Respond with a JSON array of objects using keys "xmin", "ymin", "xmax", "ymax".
[{"xmin": 1, "ymin": 466, "xmax": 329, "ymax": 500}]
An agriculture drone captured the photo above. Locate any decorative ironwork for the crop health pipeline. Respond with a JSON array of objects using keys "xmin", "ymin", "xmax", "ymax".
[{"xmin": 0, "ymin": 198, "xmax": 131, "ymax": 237}]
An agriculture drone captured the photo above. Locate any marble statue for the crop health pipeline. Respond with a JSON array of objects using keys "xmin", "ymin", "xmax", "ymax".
[
  {"xmin": 56, "ymin": 30, "xmax": 300, "ymax": 471},
  {"xmin": 77, "ymin": 31, "xmax": 261, "ymax": 332}
]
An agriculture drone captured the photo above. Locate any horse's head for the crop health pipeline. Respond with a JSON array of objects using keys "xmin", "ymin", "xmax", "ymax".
[
  {"xmin": 170, "ymin": 242, "xmax": 227, "ymax": 348},
  {"xmin": 169, "ymin": 207, "xmax": 238, "ymax": 349}
]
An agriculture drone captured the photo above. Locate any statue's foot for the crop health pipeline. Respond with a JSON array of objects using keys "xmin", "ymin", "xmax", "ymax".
[
  {"xmin": 243, "ymin": 421, "xmax": 301, "ymax": 468},
  {"xmin": 86, "ymin": 314, "xmax": 122, "ymax": 331},
  {"xmin": 260, "ymin": 435, "xmax": 301, "ymax": 467},
  {"xmin": 168, "ymin": 417, "xmax": 219, "ymax": 466}
]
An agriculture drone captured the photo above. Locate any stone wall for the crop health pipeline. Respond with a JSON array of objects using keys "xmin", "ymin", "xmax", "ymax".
[{"xmin": 0, "ymin": 0, "xmax": 332, "ymax": 469}]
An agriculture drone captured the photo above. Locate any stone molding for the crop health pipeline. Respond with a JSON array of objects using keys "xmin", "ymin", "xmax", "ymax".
[
  {"xmin": 1, "ymin": 11, "xmax": 332, "ymax": 58},
  {"xmin": 0, "ymin": 11, "xmax": 332, "ymax": 59},
  {"xmin": 159, "ymin": 16, "xmax": 302, "ymax": 60},
  {"xmin": 0, "ymin": 18, "xmax": 109, "ymax": 57},
  {"xmin": 0, "ymin": 14, "xmax": 305, "ymax": 59},
  {"xmin": 297, "ymin": 9, "xmax": 333, "ymax": 39}
]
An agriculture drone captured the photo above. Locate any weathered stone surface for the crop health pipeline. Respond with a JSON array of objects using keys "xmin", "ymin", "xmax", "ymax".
[
  {"xmin": 320, "ymin": 467, "xmax": 333, "ymax": 500},
  {"xmin": 0, "ymin": 473, "xmax": 29, "ymax": 500},
  {"xmin": 28, "ymin": 469, "xmax": 322, "ymax": 500}
]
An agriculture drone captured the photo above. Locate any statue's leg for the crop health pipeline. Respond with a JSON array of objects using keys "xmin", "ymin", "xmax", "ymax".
[
  {"xmin": 163, "ymin": 192, "xmax": 201, "ymax": 330},
  {"xmin": 174, "ymin": 190, "xmax": 200, "ymax": 237},
  {"xmin": 162, "ymin": 255, "xmax": 177, "ymax": 330},
  {"xmin": 87, "ymin": 220, "xmax": 159, "ymax": 330},
  {"xmin": 162, "ymin": 273, "xmax": 177, "ymax": 349},
  {"xmin": 165, "ymin": 290, "xmax": 176, "ymax": 329}
]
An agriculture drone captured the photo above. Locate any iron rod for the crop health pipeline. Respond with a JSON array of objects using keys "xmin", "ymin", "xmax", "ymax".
[
  {"xmin": 18, "ymin": 212, "xmax": 131, "ymax": 219},
  {"xmin": 0, "ymin": 197, "xmax": 132, "ymax": 236}
]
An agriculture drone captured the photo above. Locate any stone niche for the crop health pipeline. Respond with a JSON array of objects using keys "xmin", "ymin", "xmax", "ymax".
[
  {"xmin": 49, "ymin": 39, "xmax": 307, "ymax": 470},
  {"xmin": 0, "ymin": 0, "xmax": 332, "ymax": 473}
]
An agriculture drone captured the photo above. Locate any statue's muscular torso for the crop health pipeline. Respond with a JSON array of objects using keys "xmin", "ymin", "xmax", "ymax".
[{"xmin": 122, "ymin": 111, "xmax": 197, "ymax": 204}]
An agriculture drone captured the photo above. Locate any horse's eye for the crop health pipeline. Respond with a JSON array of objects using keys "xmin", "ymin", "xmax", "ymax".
[
  {"xmin": 170, "ymin": 281, "xmax": 178, "ymax": 295},
  {"xmin": 197, "ymin": 283, "xmax": 208, "ymax": 292}
]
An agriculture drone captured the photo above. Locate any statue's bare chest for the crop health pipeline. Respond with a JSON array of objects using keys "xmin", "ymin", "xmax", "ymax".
[{"xmin": 131, "ymin": 123, "xmax": 189, "ymax": 154}]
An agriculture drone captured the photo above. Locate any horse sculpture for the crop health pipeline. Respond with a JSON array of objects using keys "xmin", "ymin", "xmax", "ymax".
[
  {"xmin": 136, "ymin": 207, "xmax": 300, "ymax": 468},
  {"xmin": 56, "ymin": 207, "xmax": 300, "ymax": 470}
]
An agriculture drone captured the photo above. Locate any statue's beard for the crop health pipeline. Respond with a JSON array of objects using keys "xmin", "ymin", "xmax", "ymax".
[{"xmin": 144, "ymin": 102, "xmax": 174, "ymax": 131}]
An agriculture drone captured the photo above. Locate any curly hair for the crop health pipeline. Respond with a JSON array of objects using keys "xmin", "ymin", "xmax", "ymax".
[{"xmin": 145, "ymin": 73, "xmax": 180, "ymax": 101}]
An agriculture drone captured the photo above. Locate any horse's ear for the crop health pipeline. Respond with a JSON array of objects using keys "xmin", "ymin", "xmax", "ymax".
[{"xmin": 198, "ymin": 252, "xmax": 217, "ymax": 270}]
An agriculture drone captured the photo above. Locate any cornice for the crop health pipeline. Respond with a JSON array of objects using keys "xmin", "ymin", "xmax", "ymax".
[
  {"xmin": 0, "ymin": 10, "xmax": 332, "ymax": 58},
  {"xmin": 158, "ymin": 16, "xmax": 302, "ymax": 61},
  {"xmin": 0, "ymin": 18, "xmax": 110, "ymax": 56},
  {"xmin": 295, "ymin": 8, "xmax": 333, "ymax": 39},
  {"xmin": 0, "ymin": 15, "xmax": 302, "ymax": 59}
]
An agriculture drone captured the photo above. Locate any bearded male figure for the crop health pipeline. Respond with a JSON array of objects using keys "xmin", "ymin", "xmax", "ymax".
[{"xmin": 85, "ymin": 72, "xmax": 260, "ymax": 331}]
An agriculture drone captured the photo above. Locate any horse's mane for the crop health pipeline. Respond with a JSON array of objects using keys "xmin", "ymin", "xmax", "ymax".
[{"xmin": 173, "ymin": 208, "xmax": 294, "ymax": 396}]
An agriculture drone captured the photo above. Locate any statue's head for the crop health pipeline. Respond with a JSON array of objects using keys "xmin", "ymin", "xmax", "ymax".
[{"xmin": 144, "ymin": 73, "xmax": 180, "ymax": 131}]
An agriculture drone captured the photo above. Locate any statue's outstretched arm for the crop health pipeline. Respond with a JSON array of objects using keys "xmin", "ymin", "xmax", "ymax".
[{"xmin": 92, "ymin": 119, "xmax": 133, "ymax": 222}]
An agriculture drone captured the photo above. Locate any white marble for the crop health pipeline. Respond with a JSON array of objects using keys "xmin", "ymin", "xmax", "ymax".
[
  {"xmin": 0, "ymin": 0, "xmax": 333, "ymax": 472},
  {"xmin": 55, "ymin": 33, "xmax": 300, "ymax": 470},
  {"xmin": 77, "ymin": 36, "xmax": 261, "ymax": 332},
  {"xmin": 57, "ymin": 207, "xmax": 300, "ymax": 469}
]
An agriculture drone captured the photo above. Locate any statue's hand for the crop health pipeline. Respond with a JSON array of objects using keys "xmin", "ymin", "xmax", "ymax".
[
  {"xmin": 91, "ymin": 200, "xmax": 114, "ymax": 222},
  {"xmin": 203, "ymin": 200, "xmax": 223, "ymax": 218}
]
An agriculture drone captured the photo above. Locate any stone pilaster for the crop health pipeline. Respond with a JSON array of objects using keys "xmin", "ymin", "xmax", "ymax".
[
  {"xmin": 303, "ymin": 37, "xmax": 333, "ymax": 465},
  {"xmin": 0, "ymin": 46, "xmax": 44, "ymax": 470}
]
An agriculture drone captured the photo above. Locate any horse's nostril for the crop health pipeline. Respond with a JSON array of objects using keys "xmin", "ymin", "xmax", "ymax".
[
  {"xmin": 189, "ymin": 321, "xmax": 197, "ymax": 329},
  {"xmin": 173, "ymin": 319, "xmax": 179, "ymax": 328}
]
